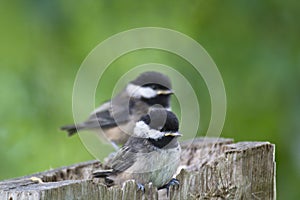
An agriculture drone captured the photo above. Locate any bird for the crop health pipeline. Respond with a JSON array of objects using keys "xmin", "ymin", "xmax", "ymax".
[
  {"xmin": 60, "ymin": 71, "xmax": 173, "ymax": 150},
  {"xmin": 92, "ymin": 108, "xmax": 182, "ymax": 193}
]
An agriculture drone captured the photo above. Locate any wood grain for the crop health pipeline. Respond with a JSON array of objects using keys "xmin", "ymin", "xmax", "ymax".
[{"xmin": 0, "ymin": 138, "xmax": 276, "ymax": 200}]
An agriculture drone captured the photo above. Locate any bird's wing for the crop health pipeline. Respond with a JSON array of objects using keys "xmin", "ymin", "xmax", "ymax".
[
  {"xmin": 84, "ymin": 92, "xmax": 132, "ymax": 128},
  {"xmin": 108, "ymin": 137, "xmax": 146, "ymax": 173},
  {"xmin": 108, "ymin": 146, "xmax": 136, "ymax": 173}
]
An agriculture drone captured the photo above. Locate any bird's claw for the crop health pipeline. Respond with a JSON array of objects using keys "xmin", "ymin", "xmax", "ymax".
[
  {"xmin": 137, "ymin": 183, "xmax": 145, "ymax": 192},
  {"xmin": 158, "ymin": 178, "xmax": 180, "ymax": 196}
]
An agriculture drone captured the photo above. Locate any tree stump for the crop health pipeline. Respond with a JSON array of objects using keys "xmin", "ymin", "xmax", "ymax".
[{"xmin": 0, "ymin": 138, "xmax": 276, "ymax": 200}]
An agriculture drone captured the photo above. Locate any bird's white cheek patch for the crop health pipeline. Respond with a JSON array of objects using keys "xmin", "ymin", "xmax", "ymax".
[
  {"xmin": 126, "ymin": 84, "xmax": 140, "ymax": 98},
  {"xmin": 148, "ymin": 129, "xmax": 164, "ymax": 139},
  {"xmin": 134, "ymin": 121, "xmax": 150, "ymax": 138},
  {"xmin": 134, "ymin": 121, "xmax": 164, "ymax": 139},
  {"xmin": 139, "ymin": 87, "xmax": 157, "ymax": 98},
  {"xmin": 126, "ymin": 84, "xmax": 157, "ymax": 99}
]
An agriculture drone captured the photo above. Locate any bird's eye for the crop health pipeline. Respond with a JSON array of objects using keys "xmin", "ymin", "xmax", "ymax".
[
  {"xmin": 150, "ymin": 85, "xmax": 157, "ymax": 90},
  {"xmin": 143, "ymin": 84, "xmax": 161, "ymax": 90}
]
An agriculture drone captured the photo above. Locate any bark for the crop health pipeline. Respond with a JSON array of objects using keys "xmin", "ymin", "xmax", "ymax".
[{"xmin": 0, "ymin": 137, "xmax": 276, "ymax": 200}]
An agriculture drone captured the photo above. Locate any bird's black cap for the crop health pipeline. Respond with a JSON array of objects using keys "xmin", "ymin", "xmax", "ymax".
[
  {"xmin": 131, "ymin": 71, "xmax": 172, "ymax": 90},
  {"xmin": 140, "ymin": 109, "xmax": 179, "ymax": 132}
]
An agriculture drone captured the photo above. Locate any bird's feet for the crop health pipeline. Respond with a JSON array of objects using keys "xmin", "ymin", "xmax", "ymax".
[
  {"xmin": 137, "ymin": 183, "xmax": 145, "ymax": 192},
  {"xmin": 158, "ymin": 178, "xmax": 180, "ymax": 196}
]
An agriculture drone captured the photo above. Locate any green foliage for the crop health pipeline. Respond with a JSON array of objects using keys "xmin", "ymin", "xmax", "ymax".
[{"xmin": 0, "ymin": 0, "xmax": 299, "ymax": 199}]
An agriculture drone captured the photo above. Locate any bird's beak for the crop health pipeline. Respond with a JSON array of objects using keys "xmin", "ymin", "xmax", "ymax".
[
  {"xmin": 156, "ymin": 89, "xmax": 173, "ymax": 95},
  {"xmin": 164, "ymin": 132, "xmax": 182, "ymax": 137}
]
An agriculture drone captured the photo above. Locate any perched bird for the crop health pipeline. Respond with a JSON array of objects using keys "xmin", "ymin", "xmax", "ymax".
[
  {"xmin": 61, "ymin": 71, "xmax": 173, "ymax": 149},
  {"xmin": 93, "ymin": 109, "xmax": 182, "ymax": 192}
]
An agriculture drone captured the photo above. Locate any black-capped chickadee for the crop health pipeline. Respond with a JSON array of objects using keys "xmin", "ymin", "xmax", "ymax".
[
  {"xmin": 93, "ymin": 109, "xmax": 181, "ymax": 192},
  {"xmin": 61, "ymin": 71, "xmax": 173, "ymax": 149}
]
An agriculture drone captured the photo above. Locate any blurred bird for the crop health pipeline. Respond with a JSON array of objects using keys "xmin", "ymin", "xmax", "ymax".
[
  {"xmin": 93, "ymin": 109, "xmax": 181, "ymax": 192},
  {"xmin": 61, "ymin": 71, "xmax": 173, "ymax": 150}
]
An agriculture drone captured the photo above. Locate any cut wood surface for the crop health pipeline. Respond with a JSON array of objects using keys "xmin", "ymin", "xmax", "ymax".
[{"xmin": 0, "ymin": 138, "xmax": 276, "ymax": 200}]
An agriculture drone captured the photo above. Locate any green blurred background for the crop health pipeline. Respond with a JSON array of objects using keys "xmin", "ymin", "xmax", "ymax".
[{"xmin": 1, "ymin": 1, "xmax": 299, "ymax": 199}]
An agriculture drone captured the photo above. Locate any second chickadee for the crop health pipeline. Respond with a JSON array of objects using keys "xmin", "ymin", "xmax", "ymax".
[
  {"xmin": 93, "ymin": 109, "xmax": 182, "ymax": 191},
  {"xmin": 61, "ymin": 71, "xmax": 173, "ymax": 149}
]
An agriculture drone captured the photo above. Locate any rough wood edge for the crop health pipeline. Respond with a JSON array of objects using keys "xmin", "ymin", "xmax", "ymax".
[{"xmin": 0, "ymin": 137, "xmax": 276, "ymax": 200}]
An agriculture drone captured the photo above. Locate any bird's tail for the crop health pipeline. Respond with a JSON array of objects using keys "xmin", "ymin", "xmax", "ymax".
[
  {"xmin": 92, "ymin": 169, "xmax": 114, "ymax": 178},
  {"xmin": 60, "ymin": 124, "xmax": 81, "ymax": 136}
]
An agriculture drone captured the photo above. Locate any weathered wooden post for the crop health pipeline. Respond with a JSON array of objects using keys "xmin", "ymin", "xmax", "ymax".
[{"xmin": 0, "ymin": 138, "xmax": 276, "ymax": 200}]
